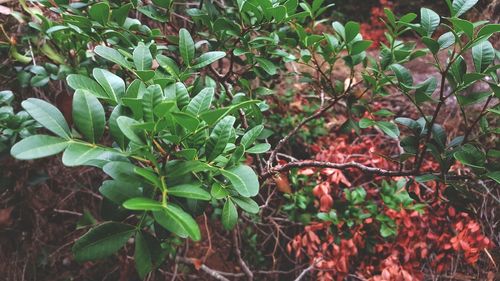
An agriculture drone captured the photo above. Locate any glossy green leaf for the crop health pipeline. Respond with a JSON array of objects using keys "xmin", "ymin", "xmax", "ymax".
[
  {"xmin": 255, "ymin": 57, "xmax": 277, "ymax": 75},
  {"xmin": 168, "ymin": 183, "xmax": 211, "ymax": 200},
  {"xmin": 240, "ymin": 125, "xmax": 264, "ymax": 148},
  {"xmin": 350, "ymin": 40, "xmax": 372, "ymax": 55},
  {"xmin": 454, "ymin": 144, "xmax": 485, "ymax": 168},
  {"xmin": 153, "ymin": 204, "xmax": 201, "ymax": 241},
  {"xmin": 186, "ymin": 87, "xmax": 214, "ymax": 116},
  {"xmin": 219, "ymin": 164, "xmax": 259, "ymax": 197},
  {"xmin": 73, "ymin": 222, "xmax": 134, "ymax": 262},
  {"xmin": 390, "ymin": 64, "xmax": 413, "ymax": 87},
  {"xmin": 472, "ymin": 41, "xmax": 494, "ymax": 73},
  {"xmin": 179, "ymin": 28, "xmax": 195, "ymax": 65},
  {"xmin": 99, "ymin": 180, "xmax": 142, "ymax": 204},
  {"xmin": 246, "ymin": 143, "xmax": 271, "ymax": 154},
  {"xmin": 344, "ymin": 21, "xmax": 360, "ymax": 42},
  {"xmin": 94, "ymin": 45, "xmax": 133, "ymax": 69},
  {"xmin": 72, "ymin": 91, "xmax": 105, "ymax": 143},
  {"xmin": 117, "ymin": 116, "xmax": 145, "ymax": 144},
  {"xmin": 62, "ymin": 143, "xmax": 117, "ymax": 167},
  {"xmin": 232, "ymin": 197, "xmax": 259, "ymax": 214},
  {"xmin": 376, "ymin": 121, "xmax": 400, "ymax": 139},
  {"xmin": 142, "ymin": 85, "xmax": 164, "ymax": 122},
  {"xmin": 477, "ymin": 24, "xmax": 500, "ymax": 38},
  {"xmin": 89, "ymin": 2, "xmax": 110, "ymax": 25},
  {"xmin": 67, "ymin": 74, "xmax": 108, "ymax": 99},
  {"xmin": 109, "ymin": 105, "xmax": 127, "ymax": 149},
  {"xmin": 206, "ymin": 116, "xmax": 235, "ymax": 161},
  {"xmin": 222, "ymin": 199, "xmax": 237, "ymax": 230},
  {"xmin": 135, "ymin": 232, "xmax": 152, "ymax": 279},
  {"xmin": 156, "ymin": 55, "xmax": 179, "ymax": 78},
  {"xmin": 171, "ymin": 112, "xmax": 200, "ymax": 132},
  {"xmin": 133, "ymin": 42, "xmax": 153, "ymax": 71},
  {"xmin": 485, "ymin": 171, "xmax": 500, "ymax": 184},
  {"xmin": 11, "ymin": 135, "xmax": 68, "ymax": 159},
  {"xmin": 420, "ymin": 8, "xmax": 440, "ymax": 36},
  {"xmin": 452, "ymin": 0, "xmax": 478, "ymax": 17},
  {"xmin": 22, "ymin": 98, "xmax": 71, "ymax": 138},
  {"xmin": 123, "ymin": 198, "xmax": 164, "ymax": 211},
  {"xmin": 191, "ymin": 51, "xmax": 226, "ymax": 69},
  {"xmin": 93, "ymin": 68, "xmax": 125, "ymax": 103}
]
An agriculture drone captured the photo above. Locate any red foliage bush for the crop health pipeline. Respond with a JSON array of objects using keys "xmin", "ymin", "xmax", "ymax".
[{"xmin": 287, "ymin": 132, "xmax": 493, "ymax": 280}]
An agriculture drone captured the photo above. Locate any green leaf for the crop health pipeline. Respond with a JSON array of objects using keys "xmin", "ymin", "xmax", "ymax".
[
  {"xmin": 186, "ymin": 87, "xmax": 214, "ymax": 116},
  {"xmin": 103, "ymin": 161, "xmax": 145, "ymax": 183},
  {"xmin": 174, "ymin": 82, "xmax": 190, "ymax": 109},
  {"xmin": 358, "ymin": 118, "xmax": 375, "ymax": 128},
  {"xmin": 99, "ymin": 180, "xmax": 142, "ymax": 204},
  {"xmin": 232, "ymin": 197, "xmax": 259, "ymax": 214},
  {"xmin": 94, "ymin": 45, "xmax": 132, "ymax": 69},
  {"xmin": 240, "ymin": 125, "xmax": 264, "ymax": 148},
  {"xmin": 420, "ymin": 8, "xmax": 440, "ymax": 36},
  {"xmin": 350, "ymin": 40, "xmax": 372, "ymax": 55},
  {"xmin": 112, "ymin": 3, "xmax": 131, "ymax": 26},
  {"xmin": 414, "ymin": 77, "xmax": 437, "ymax": 104},
  {"xmin": 219, "ymin": 164, "xmax": 259, "ymax": 197},
  {"xmin": 206, "ymin": 116, "xmax": 235, "ymax": 161},
  {"xmin": 164, "ymin": 160, "xmax": 214, "ymax": 178},
  {"xmin": 153, "ymin": 204, "xmax": 201, "ymax": 241},
  {"xmin": 93, "ymin": 68, "xmax": 125, "ymax": 103},
  {"xmin": 454, "ymin": 144, "xmax": 485, "ymax": 168},
  {"xmin": 449, "ymin": 18, "xmax": 474, "ymax": 38},
  {"xmin": 142, "ymin": 85, "xmax": 164, "ymax": 122},
  {"xmin": 72, "ymin": 91, "xmax": 105, "ymax": 143},
  {"xmin": 344, "ymin": 21, "xmax": 360, "ymax": 42},
  {"xmin": 168, "ymin": 183, "xmax": 211, "ymax": 200},
  {"xmin": 109, "ymin": 105, "xmax": 127, "ymax": 149},
  {"xmin": 477, "ymin": 24, "xmax": 500, "ymax": 38},
  {"xmin": 472, "ymin": 41, "xmax": 494, "ymax": 73},
  {"xmin": 222, "ymin": 199, "xmax": 238, "ymax": 230},
  {"xmin": 437, "ymin": 32, "xmax": 455, "ymax": 50},
  {"xmin": 89, "ymin": 2, "xmax": 110, "ymax": 25},
  {"xmin": 134, "ymin": 232, "xmax": 165, "ymax": 279},
  {"xmin": 117, "ymin": 116, "xmax": 145, "ymax": 144},
  {"xmin": 179, "ymin": 28, "xmax": 195, "ymax": 65},
  {"xmin": 152, "ymin": 0, "xmax": 171, "ymax": 9},
  {"xmin": 485, "ymin": 171, "xmax": 500, "ymax": 184},
  {"xmin": 154, "ymin": 100, "xmax": 176, "ymax": 118},
  {"xmin": 246, "ymin": 143, "xmax": 271, "ymax": 154},
  {"xmin": 210, "ymin": 183, "xmax": 229, "ymax": 199},
  {"xmin": 72, "ymin": 222, "xmax": 135, "ymax": 262},
  {"xmin": 67, "ymin": 74, "xmax": 108, "ymax": 99},
  {"xmin": 133, "ymin": 42, "xmax": 153, "ymax": 71},
  {"xmin": 134, "ymin": 232, "xmax": 152, "ymax": 279},
  {"xmin": 191, "ymin": 51, "xmax": 226, "ymax": 69},
  {"xmin": 62, "ymin": 143, "xmax": 117, "ymax": 167},
  {"xmin": 376, "ymin": 121, "xmax": 400, "ymax": 139},
  {"xmin": 22, "ymin": 98, "xmax": 71, "ymax": 138},
  {"xmin": 123, "ymin": 198, "xmax": 164, "ymax": 211},
  {"xmin": 11, "ymin": 135, "xmax": 68, "ymax": 160},
  {"xmin": 172, "ymin": 112, "xmax": 200, "ymax": 132},
  {"xmin": 156, "ymin": 55, "xmax": 179, "ymax": 78},
  {"xmin": 390, "ymin": 64, "xmax": 413, "ymax": 87},
  {"xmin": 452, "ymin": 0, "xmax": 478, "ymax": 17},
  {"xmin": 255, "ymin": 57, "xmax": 277, "ymax": 75}
]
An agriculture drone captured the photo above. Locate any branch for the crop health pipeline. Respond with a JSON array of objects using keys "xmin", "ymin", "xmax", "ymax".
[
  {"xmin": 266, "ymin": 93, "xmax": 347, "ymax": 169},
  {"xmin": 178, "ymin": 257, "xmax": 232, "ymax": 281},
  {"xmin": 263, "ymin": 160, "xmax": 413, "ymax": 179},
  {"xmin": 262, "ymin": 160, "xmax": 473, "ymax": 181},
  {"xmin": 233, "ymin": 229, "xmax": 253, "ymax": 280},
  {"xmin": 293, "ymin": 258, "xmax": 323, "ymax": 281}
]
